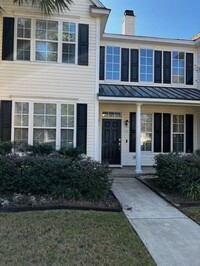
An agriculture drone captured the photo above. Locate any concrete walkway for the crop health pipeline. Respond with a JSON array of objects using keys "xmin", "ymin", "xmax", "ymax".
[{"xmin": 112, "ymin": 178, "xmax": 200, "ymax": 266}]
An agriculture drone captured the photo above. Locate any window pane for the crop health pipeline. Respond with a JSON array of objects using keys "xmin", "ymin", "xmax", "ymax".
[
  {"xmin": 33, "ymin": 129, "xmax": 56, "ymax": 147},
  {"xmin": 172, "ymin": 51, "xmax": 185, "ymax": 84},
  {"xmin": 62, "ymin": 44, "xmax": 75, "ymax": 63},
  {"xmin": 45, "ymin": 116, "xmax": 56, "ymax": 127},
  {"xmin": 34, "ymin": 103, "xmax": 44, "ymax": 114},
  {"xmin": 34, "ymin": 115, "xmax": 44, "ymax": 127},
  {"xmin": 46, "ymin": 104, "xmax": 56, "ymax": 115},
  {"xmin": 14, "ymin": 128, "xmax": 28, "ymax": 143},
  {"xmin": 61, "ymin": 129, "xmax": 74, "ymax": 148},
  {"xmin": 141, "ymin": 113, "xmax": 152, "ymax": 151},
  {"xmin": 140, "ymin": 49, "xmax": 153, "ymax": 82},
  {"xmin": 106, "ymin": 46, "xmax": 120, "ymax": 80}
]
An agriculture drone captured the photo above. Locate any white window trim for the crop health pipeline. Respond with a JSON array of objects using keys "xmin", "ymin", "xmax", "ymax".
[
  {"xmin": 105, "ymin": 45, "xmax": 121, "ymax": 82},
  {"xmin": 14, "ymin": 17, "xmax": 78, "ymax": 64},
  {"xmin": 12, "ymin": 100, "xmax": 77, "ymax": 150}
]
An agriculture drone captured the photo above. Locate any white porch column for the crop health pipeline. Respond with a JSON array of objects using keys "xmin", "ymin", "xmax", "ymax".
[{"xmin": 136, "ymin": 103, "xmax": 142, "ymax": 173}]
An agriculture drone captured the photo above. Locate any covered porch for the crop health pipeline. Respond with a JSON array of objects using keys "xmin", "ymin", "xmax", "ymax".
[{"xmin": 98, "ymin": 85, "xmax": 200, "ymax": 173}]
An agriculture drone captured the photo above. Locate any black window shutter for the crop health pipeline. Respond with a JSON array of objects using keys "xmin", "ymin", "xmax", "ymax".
[
  {"xmin": 186, "ymin": 53, "xmax": 194, "ymax": 85},
  {"xmin": 0, "ymin": 101, "xmax": 12, "ymax": 141},
  {"xmin": 129, "ymin": 112, "xmax": 136, "ymax": 152},
  {"xmin": 121, "ymin": 48, "xmax": 129, "ymax": 82},
  {"xmin": 163, "ymin": 51, "xmax": 171, "ymax": 84},
  {"xmin": 130, "ymin": 49, "xmax": 139, "ymax": 82},
  {"xmin": 154, "ymin": 51, "xmax": 162, "ymax": 83},
  {"xmin": 154, "ymin": 113, "xmax": 161, "ymax": 152},
  {"xmin": 2, "ymin": 17, "xmax": 14, "ymax": 61},
  {"xmin": 76, "ymin": 104, "xmax": 87, "ymax": 154},
  {"xmin": 163, "ymin": 113, "xmax": 171, "ymax": 152},
  {"xmin": 78, "ymin": 24, "xmax": 89, "ymax": 66},
  {"xmin": 186, "ymin": 114, "xmax": 193, "ymax": 153},
  {"xmin": 99, "ymin": 46, "xmax": 105, "ymax": 80}
]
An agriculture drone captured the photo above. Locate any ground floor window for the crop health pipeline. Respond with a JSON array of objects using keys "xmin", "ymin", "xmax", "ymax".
[
  {"xmin": 13, "ymin": 101, "xmax": 75, "ymax": 149},
  {"xmin": 172, "ymin": 114, "xmax": 184, "ymax": 152},
  {"xmin": 141, "ymin": 113, "xmax": 152, "ymax": 151}
]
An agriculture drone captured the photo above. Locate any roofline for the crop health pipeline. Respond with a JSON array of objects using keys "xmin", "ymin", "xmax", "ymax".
[
  {"xmin": 90, "ymin": 6, "xmax": 110, "ymax": 16},
  {"xmin": 102, "ymin": 33, "xmax": 195, "ymax": 46},
  {"xmin": 90, "ymin": 0, "xmax": 105, "ymax": 8},
  {"xmin": 98, "ymin": 96, "xmax": 200, "ymax": 105}
]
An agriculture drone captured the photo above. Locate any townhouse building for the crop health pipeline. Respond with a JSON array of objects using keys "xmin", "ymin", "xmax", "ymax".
[{"xmin": 0, "ymin": 0, "xmax": 200, "ymax": 172}]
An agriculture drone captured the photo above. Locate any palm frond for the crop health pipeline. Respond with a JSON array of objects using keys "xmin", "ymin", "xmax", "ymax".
[{"xmin": 13, "ymin": 0, "xmax": 73, "ymax": 15}]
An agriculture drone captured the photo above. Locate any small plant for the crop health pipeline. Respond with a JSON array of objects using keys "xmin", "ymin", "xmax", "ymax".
[
  {"xmin": 58, "ymin": 147, "xmax": 83, "ymax": 160},
  {"xmin": 180, "ymin": 182, "xmax": 200, "ymax": 200}
]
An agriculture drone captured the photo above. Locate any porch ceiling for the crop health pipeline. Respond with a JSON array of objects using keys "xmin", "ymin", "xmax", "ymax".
[{"xmin": 98, "ymin": 85, "xmax": 200, "ymax": 102}]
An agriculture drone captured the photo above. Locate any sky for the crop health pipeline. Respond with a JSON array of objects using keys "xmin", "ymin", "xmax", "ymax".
[{"xmin": 100, "ymin": 0, "xmax": 200, "ymax": 39}]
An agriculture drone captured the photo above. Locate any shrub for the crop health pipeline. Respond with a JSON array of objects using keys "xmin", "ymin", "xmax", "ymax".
[
  {"xmin": 155, "ymin": 153, "xmax": 200, "ymax": 199},
  {"xmin": 58, "ymin": 147, "xmax": 83, "ymax": 160},
  {"xmin": 0, "ymin": 141, "xmax": 13, "ymax": 155},
  {"xmin": 27, "ymin": 143, "xmax": 55, "ymax": 155},
  {"xmin": 0, "ymin": 155, "xmax": 112, "ymax": 201}
]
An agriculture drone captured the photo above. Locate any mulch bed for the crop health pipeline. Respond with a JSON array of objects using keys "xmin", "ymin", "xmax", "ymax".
[
  {"xmin": 0, "ymin": 191, "xmax": 122, "ymax": 213},
  {"xmin": 137, "ymin": 176, "xmax": 200, "ymax": 208}
]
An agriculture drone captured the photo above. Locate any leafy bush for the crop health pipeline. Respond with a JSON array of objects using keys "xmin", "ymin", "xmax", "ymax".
[
  {"xmin": 58, "ymin": 147, "xmax": 83, "ymax": 160},
  {"xmin": 155, "ymin": 153, "xmax": 200, "ymax": 199},
  {"xmin": 27, "ymin": 143, "xmax": 55, "ymax": 155},
  {"xmin": 0, "ymin": 141, "xmax": 13, "ymax": 155},
  {"xmin": 0, "ymin": 155, "xmax": 112, "ymax": 201}
]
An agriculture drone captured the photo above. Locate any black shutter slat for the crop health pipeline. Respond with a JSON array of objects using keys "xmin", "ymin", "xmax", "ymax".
[
  {"xmin": 163, "ymin": 113, "xmax": 171, "ymax": 152},
  {"xmin": 76, "ymin": 104, "xmax": 87, "ymax": 153},
  {"xmin": 129, "ymin": 112, "xmax": 136, "ymax": 152},
  {"xmin": 154, "ymin": 51, "xmax": 162, "ymax": 83},
  {"xmin": 186, "ymin": 114, "xmax": 193, "ymax": 153},
  {"xmin": 0, "ymin": 101, "xmax": 12, "ymax": 141},
  {"xmin": 78, "ymin": 24, "xmax": 89, "ymax": 66},
  {"xmin": 154, "ymin": 113, "xmax": 161, "ymax": 152},
  {"xmin": 163, "ymin": 51, "xmax": 171, "ymax": 84},
  {"xmin": 130, "ymin": 49, "xmax": 138, "ymax": 82},
  {"xmin": 186, "ymin": 53, "xmax": 194, "ymax": 85},
  {"xmin": 2, "ymin": 17, "xmax": 14, "ymax": 61},
  {"xmin": 121, "ymin": 48, "xmax": 129, "ymax": 82},
  {"xmin": 99, "ymin": 46, "xmax": 105, "ymax": 80}
]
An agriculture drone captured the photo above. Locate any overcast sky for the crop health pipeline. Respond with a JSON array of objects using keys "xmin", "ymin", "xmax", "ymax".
[{"xmin": 101, "ymin": 0, "xmax": 200, "ymax": 39}]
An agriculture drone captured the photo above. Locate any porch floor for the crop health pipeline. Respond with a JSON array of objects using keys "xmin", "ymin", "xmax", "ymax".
[{"xmin": 110, "ymin": 166, "xmax": 156, "ymax": 178}]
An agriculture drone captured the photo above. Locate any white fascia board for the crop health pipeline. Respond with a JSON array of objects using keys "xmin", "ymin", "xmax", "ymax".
[
  {"xmin": 90, "ymin": 7, "xmax": 110, "ymax": 16},
  {"xmin": 90, "ymin": 0, "xmax": 105, "ymax": 8},
  {"xmin": 195, "ymin": 38, "xmax": 200, "ymax": 47},
  {"xmin": 98, "ymin": 96, "xmax": 200, "ymax": 105},
  {"xmin": 102, "ymin": 33, "xmax": 195, "ymax": 47}
]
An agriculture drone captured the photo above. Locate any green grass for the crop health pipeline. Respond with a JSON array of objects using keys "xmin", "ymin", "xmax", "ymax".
[
  {"xmin": 182, "ymin": 207, "xmax": 200, "ymax": 225},
  {"xmin": 0, "ymin": 210, "xmax": 155, "ymax": 266}
]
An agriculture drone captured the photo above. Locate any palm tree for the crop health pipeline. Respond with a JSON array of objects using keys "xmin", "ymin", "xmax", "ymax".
[{"xmin": 1, "ymin": 0, "xmax": 73, "ymax": 15}]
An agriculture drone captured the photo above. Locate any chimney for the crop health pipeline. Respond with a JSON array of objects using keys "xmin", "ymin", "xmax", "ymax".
[{"xmin": 122, "ymin": 10, "xmax": 135, "ymax": 35}]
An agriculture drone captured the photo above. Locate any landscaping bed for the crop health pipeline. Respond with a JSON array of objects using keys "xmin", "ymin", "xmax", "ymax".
[
  {"xmin": 138, "ymin": 175, "xmax": 200, "ymax": 207},
  {"xmin": 0, "ymin": 191, "xmax": 122, "ymax": 212}
]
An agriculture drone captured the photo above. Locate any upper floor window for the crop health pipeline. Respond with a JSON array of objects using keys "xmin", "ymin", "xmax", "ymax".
[
  {"xmin": 35, "ymin": 20, "xmax": 58, "ymax": 62},
  {"xmin": 140, "ymin": 49, "xmax": 153, "ymax": 82},
  {"xmin": 16, "ymin": 18, "xmax": 78, "ymax": 64},
  {"xmin": 172, "ymin": 52, "xmax": 185, "ymax": 84},
  {"xmin": 17, "ymin": 18, "xmax": 31, "ymax": 60},
  {"xmin": 62, "ymin": 22, "xmax": 76, "ymax": 63},
  {"xmin": 106, "ymin": 46, "xmax": 120, "ymax": 80}
]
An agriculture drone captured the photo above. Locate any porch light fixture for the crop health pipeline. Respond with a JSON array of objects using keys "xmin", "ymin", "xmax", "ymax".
[{"xmin": 125, "ymin": 120, "xmax": 129, "ymax": 126}]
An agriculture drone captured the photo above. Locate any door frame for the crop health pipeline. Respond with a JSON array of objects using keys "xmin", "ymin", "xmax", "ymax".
[{"xmin": 101, "ymin": 118, "xmax": 122, "ymax": 165}]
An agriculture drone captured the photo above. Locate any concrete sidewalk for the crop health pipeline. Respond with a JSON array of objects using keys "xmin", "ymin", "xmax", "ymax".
[{"xmin": 112, "ymin": 178, "xmax": 200, "ymax": 266}]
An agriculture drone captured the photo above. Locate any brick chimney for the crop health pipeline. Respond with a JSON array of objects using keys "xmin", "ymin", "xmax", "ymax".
[{"xmin": 122, "ymin": 10, "xmax": 135, "ymax": 35}]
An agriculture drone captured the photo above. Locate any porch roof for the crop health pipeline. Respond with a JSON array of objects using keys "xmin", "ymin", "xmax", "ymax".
[{"xmin": 98, "ymin": 85, "xmax": 200, "ymax": 101}]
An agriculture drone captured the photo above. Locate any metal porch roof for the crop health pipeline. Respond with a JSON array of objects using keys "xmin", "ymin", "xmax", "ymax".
[{"xmin": 98, "ymin": 85, "xmax": 200, "ymax": 101}]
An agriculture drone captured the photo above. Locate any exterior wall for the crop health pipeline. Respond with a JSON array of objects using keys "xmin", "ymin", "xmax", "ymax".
[
  {"xmin": 100, "ymin": 38, "xmax": 197, "ymax": 88},
  {"xmin": 0, "ymin": 0, "xmax": 99, "ymax": 158},
  {"xmin": 100, "ymin": 102, "xmax": 200, "ymax": 166},
  {"xmin": 196, "ymin": 45, "xmax": 200, "ymax": 89}
]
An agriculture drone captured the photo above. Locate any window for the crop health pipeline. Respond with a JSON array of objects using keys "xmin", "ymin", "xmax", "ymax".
[
  {"xmin": 16, "ymin": 18, "xmax": 78, "ymax": 64},
  {"xmin": 173, "ymin": 115, "xmax": 184, "ymax": 152},
  {"xmin": 35, "ymin": 20, "xmax": 58, "ymax": 62},
  {"xmin": 141, "ymin": 114, "xmax": 152, "ymax": 151},
  {"xmin": 14, "ymin": 102, "xmax": 29, "ymax": 145},
  {"xmin": 106, "ymin": 46, "xmax": 120, "ymax": 80},
  {"xmin": 140, "ymin": 49, "xmax": 153, "ymax": 82},
  {"xmin": 13, "ymin": 102, "xmax": 75, "ymax": 149},
  {"xmin": 17, "ymin": 18, "xmax": 31, "ymax": 60},
  {"xmin": 172, "ymin": 52, "xmax": 185, "ymax": 84},
  {"xmin": 62, "ymin": 22, "xmax": 76, "ymax": 63}
]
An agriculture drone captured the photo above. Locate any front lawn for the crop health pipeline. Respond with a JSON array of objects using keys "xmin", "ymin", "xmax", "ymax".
[
  {"xmin": 181, "ymin": 207, "xmax": 200, "ymax": 225},
  {"xmin": 0, "ymin": 210, "xmax": 155, "ymax": 265}
]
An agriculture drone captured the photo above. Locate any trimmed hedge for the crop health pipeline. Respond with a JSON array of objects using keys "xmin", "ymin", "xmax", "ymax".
[
  {"xmin": 155, "ymin": 153, "xmax": 200, "ymax": 199},
  {"xmin": 0, "ymin": 155, "xmax": 112, "ymax": 201}
]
